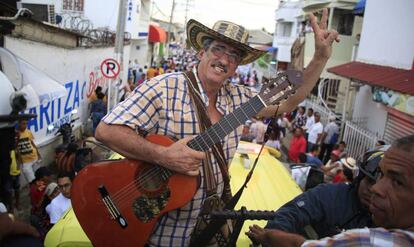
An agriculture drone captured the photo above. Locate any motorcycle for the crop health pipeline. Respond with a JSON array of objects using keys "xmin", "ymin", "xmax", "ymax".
[{"xmin": 48, "ymin": 109, "xmax": 92, "ymax": 174}]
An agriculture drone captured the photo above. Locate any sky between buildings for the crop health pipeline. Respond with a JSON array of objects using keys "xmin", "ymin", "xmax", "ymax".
[{"xmin": 152, "ymin": 0, "xmax": 281, "ymax": 32}]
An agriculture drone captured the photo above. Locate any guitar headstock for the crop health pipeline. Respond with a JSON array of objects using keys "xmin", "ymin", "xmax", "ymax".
[{"xmin": 258, "ymin": 69, "xmax": 303, "ymax": 106}]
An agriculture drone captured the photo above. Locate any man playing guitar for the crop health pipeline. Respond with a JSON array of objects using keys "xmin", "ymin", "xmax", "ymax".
[{"xmin": 94, "ymin": 9, "xmax": 338, "ymax": 247}]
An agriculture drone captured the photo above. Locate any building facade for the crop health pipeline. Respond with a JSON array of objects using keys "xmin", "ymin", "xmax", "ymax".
[
  {"xmin": 273, "ymin": 0, "xmax": 304, "ymax": 70},
  {"xmin": 329, "ymin": 0, "xmax": 414, "ymax": 148}
]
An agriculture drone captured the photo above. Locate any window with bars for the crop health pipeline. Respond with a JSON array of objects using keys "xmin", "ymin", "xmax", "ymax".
[{"xmin": 63, "ymin": 0, "xmax": 84, "ymax": 12}]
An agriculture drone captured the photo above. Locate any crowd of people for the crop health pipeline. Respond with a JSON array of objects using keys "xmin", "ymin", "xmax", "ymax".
[
  {"xmin": 127, "ymin": 52, "xmax": 199, "ymax": 90},
  {"xmin": 239, "ymin": 104, "xmax": 369, "ymax": 187},
  {"xmin": 0, "ymin": 119, "xmax": 74, "ymax": 245}
]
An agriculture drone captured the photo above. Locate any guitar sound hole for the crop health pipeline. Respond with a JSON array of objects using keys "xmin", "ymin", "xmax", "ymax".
[{"xmin": 138, "ymin": 167, "xmax": 166, "ymax": 192}]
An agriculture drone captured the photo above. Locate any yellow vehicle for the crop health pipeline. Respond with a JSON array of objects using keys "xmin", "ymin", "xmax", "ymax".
[{"xmin": 45, "ymin": 142, "xmax": 301, "ymax": 247}]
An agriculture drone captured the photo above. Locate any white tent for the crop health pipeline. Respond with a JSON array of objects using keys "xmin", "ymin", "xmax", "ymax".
[{"xmin": 0, "ymin": 47, "xmax": 66, "ymax": 108}]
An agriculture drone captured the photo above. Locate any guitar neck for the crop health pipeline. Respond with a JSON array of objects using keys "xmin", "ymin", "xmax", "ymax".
[{"xmin": 187, "ymin": 95, "xmax": 266, "ymax": 152}]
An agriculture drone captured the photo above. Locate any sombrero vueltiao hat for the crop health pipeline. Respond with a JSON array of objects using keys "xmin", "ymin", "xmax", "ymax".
[
  {"xmin": 186, "ymin": 19, "xmax": 266, "ymax": 65},
  {"xmin": 341, "ymin": 157, "xmax": 357, "ymax": 170}
]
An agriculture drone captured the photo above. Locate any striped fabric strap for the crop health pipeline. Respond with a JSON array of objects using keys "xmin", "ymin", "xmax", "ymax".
[{"xmin": 183, "ymin": 71, "xmax": 230, "ymax": 196}]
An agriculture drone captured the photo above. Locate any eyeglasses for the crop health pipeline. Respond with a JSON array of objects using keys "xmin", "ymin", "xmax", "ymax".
[{"xmin": 209, "ymin": 45, "xmax": 242, "ymax": 64}]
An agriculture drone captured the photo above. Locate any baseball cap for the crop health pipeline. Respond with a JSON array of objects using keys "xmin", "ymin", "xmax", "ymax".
[
  {"xmin": 358, "ymin": 145, "xmax": 390, "ymax": 180},
  {"xmin": 45, "ymin": 182, "xmax": 58, "ymax": 197},
  {"xmin": 331, "ymin": 149, "xmax": 341, "ymax": 157}
]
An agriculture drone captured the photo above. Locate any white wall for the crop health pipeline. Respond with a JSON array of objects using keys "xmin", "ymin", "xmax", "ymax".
[
  {"xmin": 5, "ymin": 36, "xmax": 130, "ymax": 146},
  {"xmin": 126, "ymin": 0, "xmax": 151, "ymax": 39},
  {"xmin": 127, "ymin": 0, "xmax": 150, "ymax": 65},
  {"xmin": 82, "ymin": 0, "xmax": 150, "ymax": 37},
  {"xmin": 357, "ymin": 0, "xmax": 414, "ymax": 69},
  {"xmin": 21, "ymin": 0, "xmax": 151, "ymax": 37},
  {"xmin": 353, "ymin": 85, "xmax": 388, "ymax": 137},
  {"xmin": 273, "ymin": 1, "xmax": 304, "ymax": 63},
  {"xmin": 129, "ymin": 39, "xmax": 149, "ymax": 67}
]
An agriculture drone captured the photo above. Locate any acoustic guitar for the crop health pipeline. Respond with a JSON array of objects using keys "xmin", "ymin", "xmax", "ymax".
[{"xmin": 71, "ymin": 70, "xmax": 303, "ymax": 246}]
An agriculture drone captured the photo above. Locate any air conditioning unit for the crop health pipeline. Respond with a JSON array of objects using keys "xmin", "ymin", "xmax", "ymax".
[
  {"xmin": 48, "ymin": 4, "xmax": 55, "ymax": 24},
  {"xmin": 19, "ymin": 2, "xmax": 56, "ymax": 24}
]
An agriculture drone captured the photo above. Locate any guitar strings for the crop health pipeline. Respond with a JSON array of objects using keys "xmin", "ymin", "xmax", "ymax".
[
  {"xmin": 97, "ymin": 166, "xmax": 168, "ymax": 208},
  {"xmin": 102, "ymin": 167, "xmax": 163, "ymax": 203},
  {"xmin": 113, "ymin": 169, "xmax": 167, "ymax": 210},
  {"xmin": 110, "ymin": 168, "xmax": 165, "ymax": 204}
]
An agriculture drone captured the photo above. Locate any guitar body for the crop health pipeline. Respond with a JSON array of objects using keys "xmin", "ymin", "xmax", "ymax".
[{"xmin": 71, "ymin": 135, "xmax": 199, "ymax": 247}]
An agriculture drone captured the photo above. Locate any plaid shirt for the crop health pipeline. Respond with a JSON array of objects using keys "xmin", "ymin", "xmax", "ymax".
[
  {"xmin": 102, "ymin": 69, "xmax": 253, "ymax": 246},
  {"xmin": 302, "ymin": 227, "xmax": 414, "ymax": 247}
]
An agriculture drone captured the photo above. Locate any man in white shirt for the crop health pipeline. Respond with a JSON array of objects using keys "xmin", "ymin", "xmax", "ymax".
[
  {"xmin": 251, "ymin": 118, "xmax": 268, "ymax": 144},
  {"xmin": 319, "ymin": 115, "xmax": 339, "ymax": 163},
  {"xmin": 307, "ymin": 112, "xmax": 323, "ymax": 152},
  {"xmin": 304, "ymin": 108, "xmax": 314, "ymax": 139},
  {"xmin": 48, "ymin": 173, "xmax": 73, "ymax": 224}
]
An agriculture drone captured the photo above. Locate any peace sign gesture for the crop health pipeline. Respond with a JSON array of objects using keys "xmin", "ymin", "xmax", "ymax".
[{"xmin": 309, "ymin": 8, "xmax": 340, "ymax": 60}]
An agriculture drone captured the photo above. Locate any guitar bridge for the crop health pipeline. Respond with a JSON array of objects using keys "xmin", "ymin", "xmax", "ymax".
[{"xmin": 98, "ymin": 185, "xmax": 128, "ymax": 229}]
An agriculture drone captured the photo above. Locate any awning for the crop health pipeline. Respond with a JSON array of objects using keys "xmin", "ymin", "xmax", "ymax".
[
  {"xmin": 328, "ymin": 61, "xmax": 414, "ymax": 95},
  {"xmin": 353, "ymin": 0, "xmax": 366, "ymax": 15},
  {"xmin": 303, "ymin": 0, "xmax": 357, "ymax": 12},
  {"xmin": 251, "ymin": 45, "xmax": 276, "ymax": 53},
  {"xmin": 148, "ymin": 24, "xmax": 167, "ymax": 43}
]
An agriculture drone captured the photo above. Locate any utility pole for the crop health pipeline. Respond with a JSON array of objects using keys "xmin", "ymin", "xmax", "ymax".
[
  {"xmin": 165, "ymin": 0, "xmax": 176, "ymax": 58},
  {"xmin": 184, "ymin": 0, "xmax": 190, "ymax": 27},
  {"xmin": 109, "ymin": 0, "xmax": 127, "ymax": 112}
]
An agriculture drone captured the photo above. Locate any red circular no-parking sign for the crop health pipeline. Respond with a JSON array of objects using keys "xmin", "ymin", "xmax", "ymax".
[{"xmin": 100, "ymin": 58, "xmax": 121, "ymax": 79}]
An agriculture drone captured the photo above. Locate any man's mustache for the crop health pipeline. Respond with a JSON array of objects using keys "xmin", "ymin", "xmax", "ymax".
[{"xmin": 211, "ymin": 61, "xmax": 228, "ymax": 73}]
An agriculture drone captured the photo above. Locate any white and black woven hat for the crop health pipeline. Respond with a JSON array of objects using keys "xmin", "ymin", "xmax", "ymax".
[{"xmin": 186, "ymin": 19, "xmax": 266, "ymax": 65}]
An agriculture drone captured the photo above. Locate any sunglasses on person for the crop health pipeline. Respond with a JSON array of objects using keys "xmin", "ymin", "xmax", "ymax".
[{"xmin": 209, "ymin": 45, "xmax": 242, "ymax": 64}]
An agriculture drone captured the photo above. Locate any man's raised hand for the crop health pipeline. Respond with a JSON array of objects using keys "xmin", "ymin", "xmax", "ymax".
[{"xmin": 308, "ymin": 8, "xmax": 340, "ymax": 60}]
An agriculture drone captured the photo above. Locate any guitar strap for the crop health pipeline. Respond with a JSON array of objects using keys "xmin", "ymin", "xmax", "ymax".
[{"xmin": 183, "ymin": 71, "xmax": 231, "ymax": 199}]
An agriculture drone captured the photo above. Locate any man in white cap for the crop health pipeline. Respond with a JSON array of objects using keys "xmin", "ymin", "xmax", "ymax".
[
  {"xmin": 319, "ymin": 114, "xmax": 339, "ymax": 163},
  {"xmin": 44, "ymin": 182, "xmax": 60, "ymax": 217},
  {"xmin": 96, "ymin": 9, "xmax": 339, "ymax": 246}
]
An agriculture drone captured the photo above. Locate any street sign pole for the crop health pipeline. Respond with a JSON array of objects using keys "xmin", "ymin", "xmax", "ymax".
[
  {"xmin": 112, "ymin": 0, "xmax": 128, "ymax": 111},
  {"xmin": 165, "ymin": 0, "xmax": 176, "ymax": 59},
  {"xmin": 100, "ymin": 58, "xmax": 121, "ymax": 113},
  {"xmin": 107, "ymin": 78, "xmax": 112, "ymax": 113}
]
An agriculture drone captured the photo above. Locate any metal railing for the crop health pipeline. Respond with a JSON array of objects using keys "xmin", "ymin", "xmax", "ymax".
[
  {"xmin": 304, "ymin": 98, "xmax": 333, "ymax": 126},
  {"xmin": 342, "ymin": 120, "xmax": 380, "ymax": 158},
  {"xmin": 303, "ymin": 76, "xmax": 382, "ymax": 159}
]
